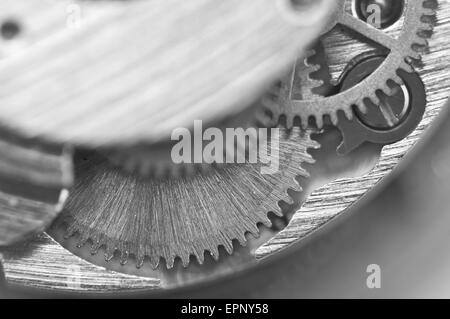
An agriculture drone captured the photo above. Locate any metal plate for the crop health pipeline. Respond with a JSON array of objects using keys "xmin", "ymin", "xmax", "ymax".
[{"xmin": 1, "ymin": 0, "xmax": 449, "ymax": 294}]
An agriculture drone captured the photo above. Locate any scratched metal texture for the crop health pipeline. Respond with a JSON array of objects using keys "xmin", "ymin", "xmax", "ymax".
[
  {"xmin": 0, "ymin": 0, "xmax": 333, "ymax": 146},
  {"xmin": 0, "ymin": 233, "xmax": 161, "ymax": 292},
  {"xmin": 1, "ymin": 0, "xmax": 449, "ymax": 294},
  {"xmin": 255, "ymin": 0, "xmax": 450, "ymax": 259}
]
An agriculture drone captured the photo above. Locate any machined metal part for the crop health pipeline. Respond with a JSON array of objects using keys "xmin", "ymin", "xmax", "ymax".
[
  {"xmin": 0, "ymin": 0, "xmax": 333, "ymax": 147},
  {"xmin": 337, "ymin": 66, "xmax": 427, "ymax": 154},
  {"xmin": 103, "ymin": 103, "xmax": 267, "ymax": 179},
  {"xmin": 1, "ymin": 0, "xmax": 450, "ymax": 294},
  {"xmin": 0, "ymin": 131, "xmax": 72, "ymax": 246},
  {"xmin": 256, "ymin": 0, "xmax": 450, "ymax": 259},
  {"xmin": 50, "ymin": 128, "xmax": 317, "ymax": 269},
  {"xmin": 0, "ymin": 233, "xmax": 160, "ymax": 293},
  {"xmin": 262, "ymin": 0, "xmax": 435, "ymax": 128}
]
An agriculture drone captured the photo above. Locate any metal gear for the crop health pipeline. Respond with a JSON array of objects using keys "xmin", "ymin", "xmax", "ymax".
[
  {"xmin": 50, "ymin": 128, "xmax": 318, "ymax": 269},
  {"xmin": 0, "ymin": 129, "xmax": 73, "ymax": 246},
  {"xmin": 103, "ymin": 103, "xmax": 265, "ymax": 179},
  {"xmin": 336, "ymin": 57, "xmax": 427, "ymax": 153},
  {"xmin": 284, "ymin": 46, "xmax": 428, "ymax": 154},
  {"xmin": 104, "ymin": 140, "xmax": 212, "ymax": 179},
  {"xmin": 262, "ymin": 0, "xmax": 436, "ymax": 129}
]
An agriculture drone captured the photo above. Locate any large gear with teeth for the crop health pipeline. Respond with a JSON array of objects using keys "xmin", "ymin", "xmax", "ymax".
[
  {"xmin": 2, "ymin": 0, "xmax": 450, "ymax": 296},
  {"xmin": 51, "ymin": 128, "xmax": 318, "ymax": 269},
  {"xmin": 103, "ymin": 103, "xmax": 265, "ymax": 179},
  {"xmin": 262, "ymin": 0, "xmax": 436, "ymax": 129}
]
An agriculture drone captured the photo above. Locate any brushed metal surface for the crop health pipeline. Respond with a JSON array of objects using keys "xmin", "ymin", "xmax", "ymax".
[
  {"xmin": 0, "ymin": 0, "xmax": 333, "ymax": 146},
  {"xmin": 0, "ymin": 233, "xmax": 160, "ymax": 293},
  {"xmin": 1, "ymin": 0, "xmax": 449, "ymax": 294},
  {"xmin": 255, "ymin": 0, "xmax": 450, "ymax": 259}
]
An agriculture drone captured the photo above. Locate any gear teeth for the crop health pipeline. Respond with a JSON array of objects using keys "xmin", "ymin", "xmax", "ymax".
[
  {"xmin": 329, "ymin": 112, "xmax": 338, "ymax": 126},
  {"xmin": 120, "ymin": 251, "xmax": 129, "ymax": 265},
  {"xmin": 105, "ymin": 247, "xmax": 115, "ymax": 262},
  {"xmin": 255, "ymin": 109, "xmax": 272, "ymax": 126},
  {"xmin": 258, "ymin": 0, "xmax": 435, "ymax": 131},
  {"xmin": 315, "ymin": 115, "xmax": 324, "ymax": 128},
  {"xmin": 259, "ymin": 87, "xmax": 294, "ymax": 128},
  {"xmin": 165, "ymin": 255, "xmax": 175, "ymax": 269},
  {"xmin": 76, "ymin": 233, "xmax": 89, "ymax": 248},
  {"xmin": 289, "ymin": 179, "xmax": 303, "ymax": 192},
  {"xmin": 90, "ymin": 241, "xmax": 102, "ymax": 255},
  {"xmin": 301, "ymin": 49, "xmax": 326, "ymax": 100},
  {"xmin": 380, "ymin": 82, "xmax": 394, "ymax": 96},
  {"xmin": 419, "ymin": 22, "xmax": 433, "ymax": 31},
  {"xmin": 105, "ymin": 100, "xmax": 269, "ymax": 179},
  {"xmin": 195, "ymin": 250, "xmax": 205, "ymax": 265},
  {"xmin": 286, "ymin": 114, "xmax": 295, "ymax": 128},
  {"xmin": 209, "ymin": 246, "xmax": 220, "ymax": 261},
  {"xmin": 408, "ymin": 49, "xmax": 422, "ymax": 61},
  {"xmin": 223, "ymin": 241, "xmax": 234, "ymax": 255},
  {"xmin": 422, "ymin": 7, "xmax": 436, "ymax": 16},
  {"xmin": 391, "ymin": 73, "xmax": 403, "ymax": 86},
  {"xmin": 282, "ymin": 192, "xmax": 295, "ymax": 205},
  {"xmin": 370, "ymin": 95, "xmax": 381, "ymax": 108},
  {"xmin": 343, "ymin": 105, "xmax": 356, "ymax": 120},
  {"xmin": 136, "ymin": 255, "xmax": 145, "ymax": 269},
  {"xmin": 149, "ymin": 255, "xmax": 160, "ymax": 270},
  {"xmin": 235, "ymin": 232, "xmax": 246, "ymax": 246},
  {"xmin": 179, "ymin": 253, "xmax": 190, "ymax": 268},
  {"xmin": 399, "ymin": 59, "xmax": 414, "ymax": 72},
  {"xmin": 54, "ymin": 128, "xmax": 315, "ymax": 269},
  {"xmin": 265, "ymin": 201, "xmax": 282, "ymax": 217},
  {"xmin": 414, "ymin": 37, "xmax": 429, "ymax": 47}
]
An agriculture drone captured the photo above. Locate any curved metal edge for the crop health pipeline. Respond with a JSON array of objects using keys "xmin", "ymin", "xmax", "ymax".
[
  {"xmin": 1, "ymin": 0, "xmax": 449, "ymax": 295},
  {"xmin": 255, "ymin": 0, "xmax": 450, "ymax": 259},
  {"xmin": 0, "ymin": 233, "xmax": 160, "ymax": 293}
]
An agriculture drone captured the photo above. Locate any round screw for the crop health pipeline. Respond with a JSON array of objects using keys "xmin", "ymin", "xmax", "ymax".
[
  {"xmin": 340, "ymin": 54, "xmax": 410, "ymax": 130},
  {"xmin": 353, "ymin": 0, "xmax": 404, "ymax": 29}
]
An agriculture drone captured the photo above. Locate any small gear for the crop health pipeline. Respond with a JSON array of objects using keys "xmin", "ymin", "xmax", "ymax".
[
  {"xmin": 104, "ymin": 103, "xmax": 266, "ymax": 178},
  {"xmin": 336, "ymin": 56, "xmax": 427, "ymax": 153},
  {"xmin": 262, "ymin": 0, "xmax": 436, "ymax": 129},
  {"xmin": 292, "ymin": 49, "xmax": 325, "ymax": 100},
  {"xmin": 51, "ymin": 127, "xmax": 318, "ymax": 269}
]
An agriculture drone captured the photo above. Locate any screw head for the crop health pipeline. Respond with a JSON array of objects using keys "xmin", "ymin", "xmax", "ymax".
[{"xmin": 353, "ymin": 0, "xmax": 404, "ymax": 29}]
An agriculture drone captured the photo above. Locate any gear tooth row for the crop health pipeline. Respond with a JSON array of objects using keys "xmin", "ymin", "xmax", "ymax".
[
  {"xmin": 414, "ymin": 37, "xmax": 429, "ymax": 48},
  {"xmin": 356, "ymin": 104, "xmax": 367, "ymax": 118},
  {"xmin": 51, "ymin": 0, "xmax": 441, "ymax": 271},
  {"xmin": 315, "ymin": 115, "xmax": 325, "ymax": 128},
  {"xmin": 400, "ymin": 59, "xmax": 414, "ymax": 72},
  {"xmin": 289, "ymin": 179, "xmax": 303, "ymax": 193},
  {"xmin": 208, "ymin": 245, "xmax": 220, "ymax": 261},
  {"xmin": 408, "ymin": 48, "xmax": 424, "ymax": 61},
  {"xmin": 418, "ymin": 19, "xmax": 435, "ymax": 32},
  {"xmin": 330, "ymin": 112, "xmax": 339, "ymax": 126},
  {"xmin": 379, "ymin": 82, "xmax": 392, "ymax": 96},
  {"xmin": 342, "ymin": 106, "xmax": 355, "ymax": 121},
  {"xmin": 422, "ymin": 7, "xmax": 437, "ymax": 16},
  {"xmin": 90, "ymin": 240, "xmax": 103, "ymax": 255},
  {"xmin": 104, "ymin": 243, "xmax": 117, "ymax": 262},
  {"xmin": 179, "ymin": 252, "xmax": 191, "ymax": 268},
  {"xmin": 369, "ymin": 92, "xmax": 381, "ymax": 107},
  {"xmin": 93, "ymin": 219, "xmax": 270, "ymax": 269},
  {"xmin": 119, "ymin": 251, "xmax": 129, "ymax": 266}
]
